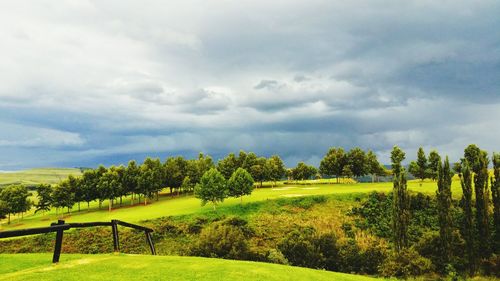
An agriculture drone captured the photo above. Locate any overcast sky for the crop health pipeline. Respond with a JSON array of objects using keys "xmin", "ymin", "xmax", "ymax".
[{"xmin": 0, "ymin": 1, "xmax": 499, "ymax": 170}]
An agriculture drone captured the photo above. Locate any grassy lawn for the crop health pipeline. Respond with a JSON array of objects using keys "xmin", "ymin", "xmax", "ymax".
[
  {"xmin": 0, "ymin": 253, "xmax": 385, "ymax": 281},
  {"xmin": 0, "ymin": 168, "xmax": 82, "ymax": 187},
  {"xmin": 0, "ymin": 179, "xmax": 462, "ymax": 231}
]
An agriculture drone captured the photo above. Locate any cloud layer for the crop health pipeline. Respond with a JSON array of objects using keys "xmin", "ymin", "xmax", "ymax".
[{"xmin": 0, "ymin": 1, "xmax": 499, "ymax": 169}]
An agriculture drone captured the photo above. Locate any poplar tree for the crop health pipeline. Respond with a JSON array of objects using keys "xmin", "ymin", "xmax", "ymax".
[
  {"xmin": 428, "ymin": 150, "xmax": 440, "ymax": 180},
  {"xmin": 464, "ymin": 144, "xmax": 491, "ymax": 259},
  {"xmin": 492, "ymin": 153, "xmax": 500, "ymax": 254},
  {"xmin": 459, "ymin": 161, "xmax": 475, "ymax": 275},
  {"xmin": 436, "ymin": 156, "xmax": 453, "ymax": 264},
  {"xmin": 391, "ymin": 146, "xmax": 409, "ymax": 252}
]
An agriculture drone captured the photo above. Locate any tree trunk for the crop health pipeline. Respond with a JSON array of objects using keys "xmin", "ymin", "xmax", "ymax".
[
  {"xmin": 99, "ymin": 201, "xmax": 102, "ymax": 209},
  {"xmin": 120, "ymin": 196, "xmax": 122, "ymax": 206},
  {"xmin": 144, "ymin": 197, "xmax": 147, "ymax": 206},
  {"xmin": 87, "ymin": 202, "xmax": 90, "ymax": 212},
  {"xmin": 109, "ymin": 199, "xmax": 112, "ymax": 212},
  {"xmin": 8, "ymin": 213, "xmax": 10, "ymax": 224},
  {"xmin": 131, "ymin": 193, "xmax": 134, "ymax": 205}
]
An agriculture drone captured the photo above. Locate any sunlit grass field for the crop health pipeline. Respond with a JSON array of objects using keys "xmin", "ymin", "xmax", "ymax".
[
  {"xmin": 0, "ymin": 178, "xmax": 462, "ymax": 230},
  {"xmin": 0, "ymin": 253, "xmax": 386, "ymax": 281}
]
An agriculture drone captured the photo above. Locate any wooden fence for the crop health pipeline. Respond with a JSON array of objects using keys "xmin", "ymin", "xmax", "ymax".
[{"xmin": 0, "ymin": 219, "xmax": 156, "ymax": 263}]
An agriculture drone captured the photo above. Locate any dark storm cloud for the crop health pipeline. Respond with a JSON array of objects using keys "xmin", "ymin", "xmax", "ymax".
[{"xmin": 0, "ymin": 0, "xmax": 499, "ymax": 169}]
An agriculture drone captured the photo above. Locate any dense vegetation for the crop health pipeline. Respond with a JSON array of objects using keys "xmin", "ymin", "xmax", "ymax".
[{"xmin": 1, "ymin": 144, "xmax": 499, "ymax": 280}]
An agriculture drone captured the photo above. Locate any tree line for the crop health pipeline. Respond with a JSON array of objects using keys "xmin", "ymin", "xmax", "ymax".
[{"xmin": 390, "ymin": 144, "xmax": 500, "ymax": 277}]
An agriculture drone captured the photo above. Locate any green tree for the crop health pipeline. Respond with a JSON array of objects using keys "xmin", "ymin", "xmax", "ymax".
[
  {"xmin": 52, "ymin": 181, "xmax": 75, "ymax": 214},
  {"xmin": 0, "ymin": 185, "xmax": 32, "ymax": 224},
  {"xmin": 164, "ymin": 156, "xmax": 187, "ymax": 195},
  {"xmin": 391, "ymin": 146, "xmax": 409, "ymax": 252},
  {"xmin": 0, "ymin": 200, "xmax": 8, "ymax": 221},
  {"xmin": 266, "ymin": 155, "xmax": 286, "ymax": 187},
  {"xmin": 473, "ymin": 150, "xmax": 491, "ymax": 259},
  {"xmin": 249, "ymin": 157, "xmax": 268, "ymax": 188},
  {"xmin": 228, "ymin": 168, "xmax": 254, "ymax": 203},
  {"xmin": 138, "ymin": 158, "xmax": 164, "ymax": 205},
  {"xmin": 319, "ymin": 147, "xmax": 346, "ymax": 183},
  {"xmin": 427, "ymin": 150, "xmax": 440, "ymax": 180},
  {"xmin": 342, "ymin": 165, "xmax": 354, "ymax": 181},
  {"xmin": 436, "ymin": 156, "xmax": 453, "ymax": 264},
  {"xmin": 34, "ymin": 184, "xmax": 53, "ymax": 214},
  {"xmin": 217, "ymin": 153, "xmax": 239, "ymax": 180},
  {"xmin": 346, "ymin": 147, "xmax": 368, "ymax": 178},
  {"xmin": 124, "ymin": 160, "xmax": 140, "ymax": 205},
  {"xmin": 291, "ymin": 162, "xmax": 317, "ymax": 180},
  {"xmin": 194, "ymin": 168, "xmax": 228, "ymax": 210},
  {"xmin": 366, "ymin": 150, "xmax": 385, "ymax": 182},
  {"xmin": 98, "ymin": 166, "xmax": 120, "ymax": 212},
  {"xmin": 80, "ymin": 169, "xmax": 98, "ymax": 210},
  {"xmin": 459, "ymin": 161, "xmax": 475, "ymax": 275},
  {"xmin": 409, "ymin": 147, "xmax": 428, "ymax": 181},
  {"xmin": 67, "ymin": 175, "xmax": 83, "ymax": 212},
  {"xmin": 492, "ymin": 152, "xmax": 500, "ymax": 254}
]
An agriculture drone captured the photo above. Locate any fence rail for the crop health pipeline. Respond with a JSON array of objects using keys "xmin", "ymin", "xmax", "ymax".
[{"xmin": 0, "ymin": 220, "xmax": 156, "ymax": 263}]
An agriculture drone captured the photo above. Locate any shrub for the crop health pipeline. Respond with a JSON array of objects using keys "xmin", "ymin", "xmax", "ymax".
[
  {"xmin": 190, "ymin": 219, "xmax": 251, "ymax": 260},
  {"xmin": 379, "ymin": 247, "xmax": 433, "ymax": 278},
  {"xmin": 266, "ymin": 249, "xmax": 289, "ymax": 265},
  {"xmin": 278, "ymin": 227, "xmax": 338, "ymax": 270}
]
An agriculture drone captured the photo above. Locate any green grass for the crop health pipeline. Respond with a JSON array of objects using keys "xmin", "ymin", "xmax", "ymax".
[
  {"xmin": 0, "ymin": 253, "xmax": 385, "ymax": 281},
  {"xmin": 0, "ymin": 179, "xmax": 462, "ymax": 231},
  {"xmin": 0, "ymin": 168, "xmax": 82, "ymax": 187}
]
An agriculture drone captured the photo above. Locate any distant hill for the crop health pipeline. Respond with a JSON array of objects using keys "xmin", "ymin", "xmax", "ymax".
[{"xmin": 0, "ymin": 168, "xmax": 82, "ymax": 187}]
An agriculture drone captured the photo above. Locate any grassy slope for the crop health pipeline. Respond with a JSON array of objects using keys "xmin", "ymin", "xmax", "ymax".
[
  {"xmin": 0, "ymin": 253, "xmax": 385, "ymax": 281},
  {"xmin": 0, "ymin": 179, "xmax": 462, "ymax": 230},
  {"xmin": 0, "ymin": 168, "xmax": 82, "ymax": 186}
]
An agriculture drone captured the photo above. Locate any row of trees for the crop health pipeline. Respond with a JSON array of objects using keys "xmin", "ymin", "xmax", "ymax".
[
  {"xmin": 390, "ymin": 144, "xmax": 500, "ymax": 276},
  {"xmin": 319, "ymin": 147, "xmax": 387, "ymax": 182},
  {"xmin": 408, "ymin": 147, "xmax": 443, "ymax": 181}
]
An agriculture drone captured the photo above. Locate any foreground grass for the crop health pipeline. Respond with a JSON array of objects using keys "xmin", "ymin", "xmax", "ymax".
[
  {"xmin": 0, "ymin": 253, "xmax": 384, "ymax": 281},
  {"xmin": 1, "ymin": 179, "xmax": 462, "ymax": 230}
]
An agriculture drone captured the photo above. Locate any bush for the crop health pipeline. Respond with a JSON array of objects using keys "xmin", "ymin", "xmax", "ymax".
[
  {"xmin": 379, "ymin": 247, "xmax": 433, "ymax": 278},
  {"xmin": 278, "ymin": 227, "xmax": 338, "ymax": 270},
  {"xmin": 414, "ymin": 230, "xmax": 467, "ymax": 274},
  {"xmin": 190, "ymin": 219, "xmax": 251, "ymax": 260},
  {"xmin": 266, "ymin": 249, "xmax": 289, "ymax": 265}
]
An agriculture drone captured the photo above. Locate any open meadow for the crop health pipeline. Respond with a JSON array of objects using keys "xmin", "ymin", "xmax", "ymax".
[{"xmin": 0, "ymin": 179, "xmax": 462, "ymax": 230}]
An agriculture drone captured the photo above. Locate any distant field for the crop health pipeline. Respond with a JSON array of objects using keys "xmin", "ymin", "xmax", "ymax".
[
  {"xmin": 0, "ymin": 168, "xmax": 82, "ymax": 187},
  {"xmin": 0, "ymin": 179, "xmax": 462, "ymax": 230},
  {"xmin": 0, "ymin": 253, "xmax": 385, "ymax": 281}
]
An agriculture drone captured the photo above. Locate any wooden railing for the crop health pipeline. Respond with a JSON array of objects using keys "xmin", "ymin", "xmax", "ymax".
[{"xmin": 0, "ymin": 219, "xmax": 156, "ymax": 263}]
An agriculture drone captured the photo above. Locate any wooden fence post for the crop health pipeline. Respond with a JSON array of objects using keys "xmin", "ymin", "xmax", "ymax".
[
  {"xmin": 145, "ymin": 231, "xmax": 156, "ymax": 255},
  {"xmin": 52, "ymin": 220, "xmax": 65, "ymax": 263},
  {"xmin": 111, "ymin": 220, "xmax": 120, "ymax": 252}
]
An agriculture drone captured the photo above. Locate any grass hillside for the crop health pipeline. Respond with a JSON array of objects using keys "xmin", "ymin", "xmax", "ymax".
[
  {"xmin": 0, "ymin": 168, "xmax": 82, "ymax": 187},
  {"xmin": 0, "ymin": 253, "xmax": 384, "ymax": 281},
  {"xmin": 0, "ymin": 179, "xmax": 462, "ymax": 230}
]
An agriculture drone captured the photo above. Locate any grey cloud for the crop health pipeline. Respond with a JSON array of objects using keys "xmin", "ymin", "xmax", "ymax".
[{"xmin": 0, "ymin": 1, "xmax": 498, "ymax": 169}]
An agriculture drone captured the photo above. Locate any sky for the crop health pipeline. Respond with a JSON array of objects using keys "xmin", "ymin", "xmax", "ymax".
[{"xmin": 0, "ymin": 1, "xmax": 499, "ymax": 170}]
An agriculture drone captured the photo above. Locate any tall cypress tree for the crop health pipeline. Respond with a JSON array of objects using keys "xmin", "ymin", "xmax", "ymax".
[
  {"xmin": 474, "ymin": 151, "xmax": 490, "ymax": 259},
  {"xmin": 460, "ymin": 162, "xmax": 475, "ymax": 275},
  {"xmin": 437, "ymin": 156, "xmax": 453, "ymax": 264},
  {"xmin": 391, "ymin": 146, "xmax": 409, "ymax": 252},
  {"xmin": 492, "ymin": 153, "xmax": 500, "ymax": 254},
  {"xmin": 416, "ymin": 147, "xmax": 428, "ymax": 181}
]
